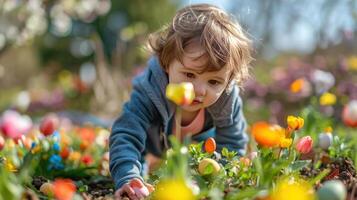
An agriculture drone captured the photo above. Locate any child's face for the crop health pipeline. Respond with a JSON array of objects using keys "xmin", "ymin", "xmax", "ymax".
[{"xmin": 167, "ymin": 43, "xmax": 231, "ymax": 113}]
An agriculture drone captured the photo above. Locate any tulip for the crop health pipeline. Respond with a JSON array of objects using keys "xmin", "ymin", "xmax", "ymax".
[
  {"xmin": 31, "ymin": 143, "xmax": 41, "ymax": 154},
  {"xmin": 280, "ymin": 137, "xmax": 293, "ymax": 148},
  {"xmin": 0, "ymin": 110, "xmax": 32, "ymax": 139},
  {"xmin": 53, "ymin": 179, "xmax": 76, "ymax": 200},
  {"xmin": 319, "ymin": 92, "xmax": 336, "ymax": 106},
  {"xmin": 251, "ymin": 122, "xmax": 282, "ymax": 148},
  {"xmin": 81, "ymin": 154, "xmax": 93, "ymax": 166},
  {"xmin": 296, "ymin": 136, "xmax": 313, "ymax": 154},
  {"xmin": 60, "ymin": 146, "xmax": 70, "ymax": 159},
  {"xmin": 166, "ymin": 82, "xmax": 195, "ymax": 106},
  {"xmin": 39, "ymin": 114, "xmax": 59, "ymax": 136},
  {"xmin": 4, "ymin": 159, "xmax": 17, "ymax": 172},
  {"xmin": 68, "ymin": 151, "xmax": 81, "ymax": 161},
  {"xmin": 153, "ymin": 179, "xmax": 195, "ymax": 200},
  {"xmin": 287, "ymin": 116, "xmax": 304, "ymax": 131},
  {"xmin": 342, "ymin": 100, "xmax": 357, "ymax": 128},
  {"xmin": 79, "ymin": 127, "xmax": 96, "ymax": 143},
  {"xmin": 271, "ymin": 178, "xmax": 315, "ymax": 200}
]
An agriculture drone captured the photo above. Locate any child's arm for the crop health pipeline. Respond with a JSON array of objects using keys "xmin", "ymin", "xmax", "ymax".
[
  {"xmin": 109, "ymin": 83, "xmax": 158, "ymax": 190},
  {"xmin": 213, "ymin": 86, "xmax": 249, "ymax": 156}
]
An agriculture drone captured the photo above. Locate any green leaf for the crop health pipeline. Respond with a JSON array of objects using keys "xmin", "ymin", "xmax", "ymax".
[
  {"xmin": 289, "ymin": 160, "xmax": 311, "ymax": 171},
  {"xmin": 308, "ymin": 168, "xmax": 330, "ymax": 185},
  {"xmin": 222, "ymin": 148, "xmax": 229, "ymax": 158}
]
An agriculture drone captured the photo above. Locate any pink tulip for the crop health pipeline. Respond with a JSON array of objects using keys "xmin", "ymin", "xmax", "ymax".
[
  {"xmin": 296, "ymin": 136, "xmax": 313, "ymax": 154},
  {"xmin": 0, "ymin": 110, "xmax": 32, "ymax": 139}
]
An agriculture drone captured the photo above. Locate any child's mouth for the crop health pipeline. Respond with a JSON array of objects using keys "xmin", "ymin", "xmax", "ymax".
[{"xmin": 191, "ymin": 100, "xmax": 202, "ymax": 105}]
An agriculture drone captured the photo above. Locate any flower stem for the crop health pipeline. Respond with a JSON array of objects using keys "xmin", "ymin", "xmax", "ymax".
[{"xmin": 175, "ymin": 107, "xmax": 182, "ymax": 142}]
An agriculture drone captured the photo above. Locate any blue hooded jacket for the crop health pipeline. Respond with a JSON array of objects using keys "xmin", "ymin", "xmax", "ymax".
[{"xmin": 109, "ymin": 56, "xmax": 248, "ymax": 189}]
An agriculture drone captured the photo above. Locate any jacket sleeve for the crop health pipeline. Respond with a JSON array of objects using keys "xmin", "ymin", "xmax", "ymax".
[
  {"xmin": 109, "ymin": 82, "xmax": 157, "ymax": 190},
  {"xmin": 213, "ymin": 87, "xmax": 249, "ymax": 156}
]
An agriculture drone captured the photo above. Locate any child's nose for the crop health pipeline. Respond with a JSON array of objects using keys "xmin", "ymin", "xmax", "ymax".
[{"xmin": 194, "ymin": 82, "xmax": 206, "ymax": 97}]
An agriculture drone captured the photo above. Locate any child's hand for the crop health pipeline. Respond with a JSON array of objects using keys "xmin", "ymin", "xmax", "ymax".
[{"xmin": 114, "ymin": 178, "xmax": 154, "ymax": 200}]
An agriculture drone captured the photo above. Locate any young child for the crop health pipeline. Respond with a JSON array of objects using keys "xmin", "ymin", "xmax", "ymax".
[{"xmin": 110, "ymin": 3, "xmax": 253, "ymax": 200}]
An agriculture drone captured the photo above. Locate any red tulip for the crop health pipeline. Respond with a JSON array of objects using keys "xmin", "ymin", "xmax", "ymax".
[
  {"xmin": 296, "ymin": 136, "xmax": 313, "ymax": 154},
  {"xmin": 40, "ymin": 114, "xmax": 59, "ymax": 136},
  {"xmin": 81, "ymin": 154, "xmax": 93, "ymax": 165},
  {"xmin": 60, "ymin": 147, "xmax": 70, "ymax": 160},
  {"xmin": 342, "ymin": 100, "xmax": 357, "ymax": 128}
]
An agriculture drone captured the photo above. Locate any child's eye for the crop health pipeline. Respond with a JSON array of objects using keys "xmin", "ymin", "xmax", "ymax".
[
  {"xmin": 208, "ymin": 80, "xmax": 221, "ymax": 86},
  {"xmin": 185, "ymin": 72, "xmax": 195, "ymax": 79}
]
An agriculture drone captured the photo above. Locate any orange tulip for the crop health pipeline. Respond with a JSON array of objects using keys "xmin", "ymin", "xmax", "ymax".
[
  {"xmin": 251, "ymin": 122, "xmax": 281, "ymax": 148},
  {"xmin": 53, "ymin": 179, "xmax": 76, "ymax": 200}
]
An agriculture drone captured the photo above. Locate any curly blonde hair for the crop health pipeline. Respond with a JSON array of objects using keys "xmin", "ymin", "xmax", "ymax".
[{"xmin": 148, "ymin": 3, "xmax": 253, "ymax": 87}]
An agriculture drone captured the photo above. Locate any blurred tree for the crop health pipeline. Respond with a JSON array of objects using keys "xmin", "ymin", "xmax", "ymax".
[
  {"xmin": 230, "ymin": 0, "xmax": 357, "ymax": 57},
  {"xmin": 0, "ymin": 0, "xmax": 178, "ymax": 118}
]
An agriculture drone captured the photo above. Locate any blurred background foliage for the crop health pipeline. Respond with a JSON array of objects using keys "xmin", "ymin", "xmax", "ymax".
[{"xmin": 0, "ymin": 0, "xmax": 356, "ymax": 126}]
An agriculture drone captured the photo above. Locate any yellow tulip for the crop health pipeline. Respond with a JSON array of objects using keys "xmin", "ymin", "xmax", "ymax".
[
  {"xmin": 166, "ymin": 82, "xmax": 195, "ymax": 106},
  {"xmin": 68, "ymin": 151, "xmax": 81, "ymax": 161},
  {"xmin": 153, "ymin": 179, "xmax": 195, "ymax": 200},
  {"xmin": 5, "ymin": 159, "xmax": 17, "ymax": 172},
  {"xmin": 271, "ymin": 178, "xmax": 315, "ymax": 200},
  {"xmin": 280, "ymin": 137, "xmax": 293, "ymax": 148},
  {"xmin": 287, "ymin": 116, "xmax": 304, "ymax": 131},
  {"xmin": 319, "ymin": 92, "xmax": 336, "ymax": 106},
  {"xmin": 31, "ymin": 145, "xmax": 41, "ymax": 154}
]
